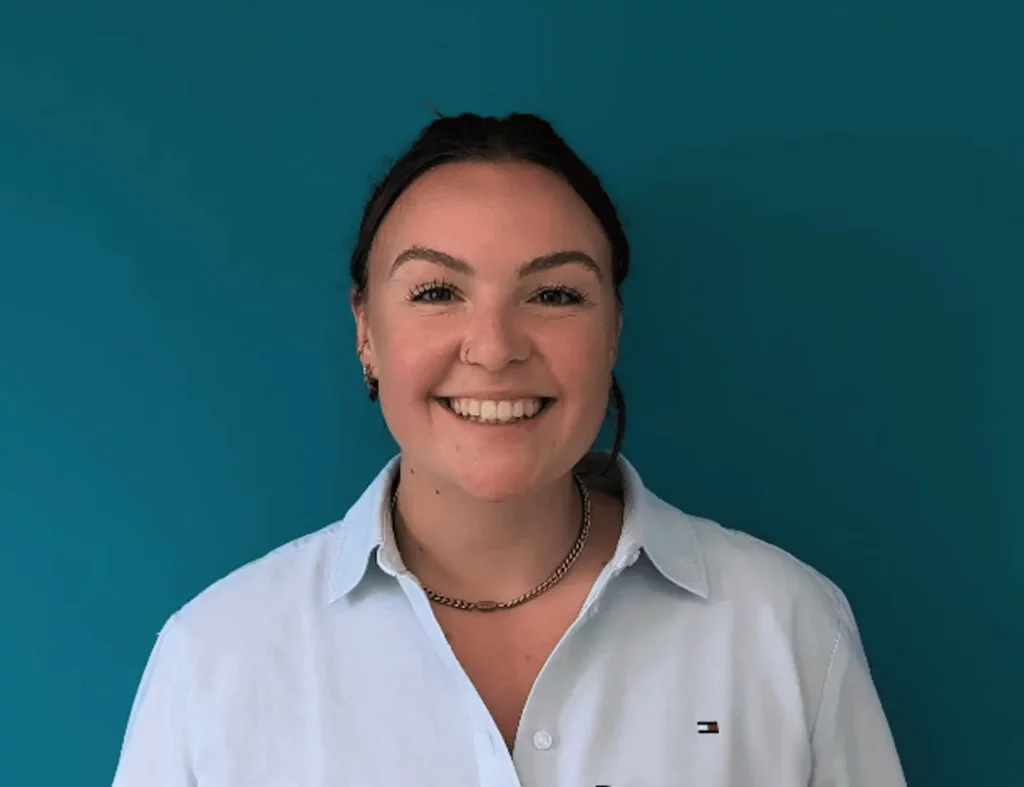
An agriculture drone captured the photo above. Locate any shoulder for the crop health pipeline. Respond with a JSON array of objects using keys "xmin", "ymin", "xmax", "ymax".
[
  {"xmin": 166, "ymin": 522, "xmax": 344, "ymax": 655},
  {"xmin": 684, "ymin": 513, "xmax": 858, "ymax": 649},
  {"xmin": 613, "ymin": 454, "xmax": 852, "ymax": 631},
  {"xmin": 158, "ymin": 459, "xmax": 397, "ymax": 665},
  {"xmin": 699, "ymin": 516, "xmax": 846, "ymax": 604}
]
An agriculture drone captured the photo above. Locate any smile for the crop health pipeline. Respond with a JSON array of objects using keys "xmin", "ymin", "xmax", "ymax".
[{"xmin": 436, "ymin": 396, "xmax": 554, "ymax": 424}]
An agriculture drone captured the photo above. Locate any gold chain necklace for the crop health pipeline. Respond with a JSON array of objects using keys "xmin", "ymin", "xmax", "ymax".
[{"xmin": 390, "ymin": 473, "xmax": 591, "ymax": 612}]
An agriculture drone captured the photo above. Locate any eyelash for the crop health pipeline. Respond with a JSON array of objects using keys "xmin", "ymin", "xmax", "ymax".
[{"xmin": 407, "ymin": 280, "xmax": 588, "ymax": 306}]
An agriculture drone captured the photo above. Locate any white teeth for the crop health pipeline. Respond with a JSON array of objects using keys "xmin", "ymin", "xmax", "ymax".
[{"xmin": 445, "ymin": 397, "xmax": 547, "ymax": 423}]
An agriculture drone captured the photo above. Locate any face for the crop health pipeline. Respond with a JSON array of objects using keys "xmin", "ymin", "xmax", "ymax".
[{"xmin": 353, "ymin": 160, "xmax": 621, "ymax": 501}]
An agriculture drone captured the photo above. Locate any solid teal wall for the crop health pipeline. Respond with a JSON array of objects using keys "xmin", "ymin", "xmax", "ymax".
[{"xmin": 1, "ymin": 1, "xmax": 1020, "ymax": 784}]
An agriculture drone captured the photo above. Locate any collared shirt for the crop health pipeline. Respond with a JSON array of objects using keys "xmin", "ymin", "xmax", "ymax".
[{"xmin": 112, "ymin": 453, "xmax": 906, "ymax": 787}]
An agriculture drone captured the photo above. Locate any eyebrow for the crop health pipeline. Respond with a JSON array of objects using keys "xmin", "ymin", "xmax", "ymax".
[{"xmin": 388, "ymin": 245, "xmax": 604, "ymax": 282}]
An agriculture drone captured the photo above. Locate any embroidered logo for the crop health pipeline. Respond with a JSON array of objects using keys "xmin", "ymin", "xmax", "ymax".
[{"xmin": 697, "ymin": 720, "xmax": 720, "ymax": 734}]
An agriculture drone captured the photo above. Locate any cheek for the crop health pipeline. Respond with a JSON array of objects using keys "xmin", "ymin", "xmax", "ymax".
[
  {"xmin": 373, "ymin": 314, "xmax": 452, "ymax": 400},
  {"xmin": 382, "ymin": 344, "xmax": 444, "ymax": 398},
  {"xmin": 541, "ymin": 320, "xmax": 616, "ymax": 400},
  {"xmin": 374, "ymin": 341, "xmax": 445, "ymax": 445}
]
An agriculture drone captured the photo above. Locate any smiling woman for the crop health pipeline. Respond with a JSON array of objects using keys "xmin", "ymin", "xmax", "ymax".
[
  {"xmin": 111, "ymin": 114, "xmax": 907, "ymax": 787},
  {"xmin": 353, "ymin": 147, "xmax": 622, "ymax": 503}
]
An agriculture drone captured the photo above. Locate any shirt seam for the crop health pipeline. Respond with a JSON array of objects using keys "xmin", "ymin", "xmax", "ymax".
[{"xmin": 809, "ymin": 584, "xmax": 843, "ymax": 740}]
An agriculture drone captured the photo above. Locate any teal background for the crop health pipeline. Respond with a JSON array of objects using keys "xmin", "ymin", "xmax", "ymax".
[{"xmin": 1, "ymin": 0, "xmax": 1020, "ymax": 784}]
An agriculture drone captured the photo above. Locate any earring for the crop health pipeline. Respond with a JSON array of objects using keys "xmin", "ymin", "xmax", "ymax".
[
  {"xmin": 362, "ymin": 364, "xmax": 379, "ymax": 401},
  {"xmin": 358, "ymin": 339, "xmax": 379, "ymax": 401}
]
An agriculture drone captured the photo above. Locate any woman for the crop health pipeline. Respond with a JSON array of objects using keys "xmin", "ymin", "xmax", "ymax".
[{"xmin": 112, "ymin": 113, "xmax": 906, "ymax": 786}]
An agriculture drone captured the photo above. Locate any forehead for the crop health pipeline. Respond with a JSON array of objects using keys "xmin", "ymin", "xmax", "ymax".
[{"xmin": 371, "ymin": 160, "xmax": 611, "ymax": 269}]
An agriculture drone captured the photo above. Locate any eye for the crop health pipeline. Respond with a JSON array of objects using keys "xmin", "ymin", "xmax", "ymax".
[
  {"xmin": 408, "ymin": 280, "xmax": 459, "ymax": 303},
  {"xmin": 532, "ymin": 286, "xmax": 586, "ymax": 306}
]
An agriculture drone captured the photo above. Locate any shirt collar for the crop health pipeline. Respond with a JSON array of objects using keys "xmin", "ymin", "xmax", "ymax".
[{"xmin": 325, "ymin": 452, "xmax": 708, "ymax": 604}]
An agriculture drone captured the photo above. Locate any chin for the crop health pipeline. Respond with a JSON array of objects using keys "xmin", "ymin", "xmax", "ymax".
[{"xmin": 440, "ymin": 454, "xmax": 555, "ymax": 502}]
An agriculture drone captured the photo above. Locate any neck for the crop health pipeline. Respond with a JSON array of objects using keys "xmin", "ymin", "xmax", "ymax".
[{"xmin": 391, "ymin": 462, "xmax": 583, "ymax": 602}]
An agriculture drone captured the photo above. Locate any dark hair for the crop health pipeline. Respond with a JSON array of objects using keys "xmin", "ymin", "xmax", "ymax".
[{"xmin": 349, "ymin": 112, "xmax": 630, "ymax": 464}]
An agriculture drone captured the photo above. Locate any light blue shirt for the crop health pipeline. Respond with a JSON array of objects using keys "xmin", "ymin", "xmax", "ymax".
[{"xmin": 112, "ymin": 453, "xmax": 906, "ymax": 786}]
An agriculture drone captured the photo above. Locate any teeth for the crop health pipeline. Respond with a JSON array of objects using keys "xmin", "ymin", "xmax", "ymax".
[{"xmin": 445, "ymin": 397, "xmax": 546, "ymax": 423}]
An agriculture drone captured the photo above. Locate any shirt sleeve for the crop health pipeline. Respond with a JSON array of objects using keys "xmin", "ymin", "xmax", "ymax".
[
  {"xmin": 112, "ymin": 615, "xmax": 196, "ymax": 787},
  {"xmin": 810, "ymin": 589, "xmax": 906, "ymax": 787}
]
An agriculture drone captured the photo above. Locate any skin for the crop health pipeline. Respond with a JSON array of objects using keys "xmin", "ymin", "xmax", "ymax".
[{"xmin": 352, "ymin": 159, "xmax": 622, "ymax": 600}]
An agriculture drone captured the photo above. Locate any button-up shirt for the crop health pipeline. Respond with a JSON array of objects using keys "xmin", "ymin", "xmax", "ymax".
[{"xmin": 112, "ymin": 453, "xmax": 906, "ymax": 786}]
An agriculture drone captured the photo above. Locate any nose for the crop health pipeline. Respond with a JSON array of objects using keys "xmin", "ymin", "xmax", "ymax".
[{"xmin": 461, "ymin": 302, "xmax": 531, "ymax": 371}]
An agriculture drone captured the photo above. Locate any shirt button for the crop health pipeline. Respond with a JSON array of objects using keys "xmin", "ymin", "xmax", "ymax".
[{"xmin": 533, "ymin": 730, "xmax": 554, "ymax": 750}]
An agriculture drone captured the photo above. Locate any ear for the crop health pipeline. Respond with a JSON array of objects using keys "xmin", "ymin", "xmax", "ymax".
[{"xmin": 350, "ymin": 290, "xmax": 375, "ymax": 370}]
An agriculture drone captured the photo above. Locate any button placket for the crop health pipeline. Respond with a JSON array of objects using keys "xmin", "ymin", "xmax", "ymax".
[{"xmin": 474, "ymin": 730, "xmax": 496, "ymax": 758}]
